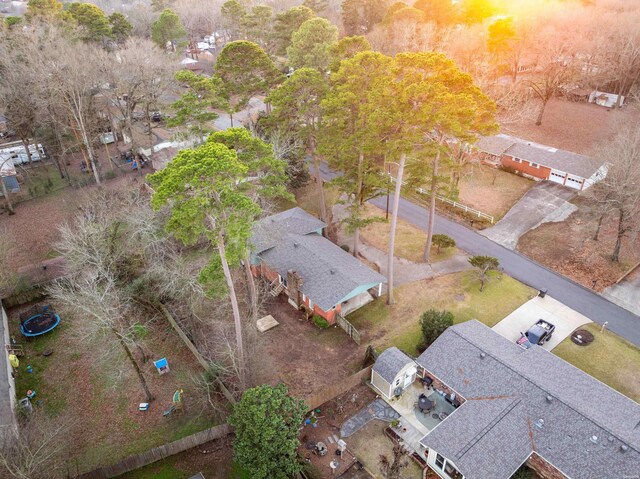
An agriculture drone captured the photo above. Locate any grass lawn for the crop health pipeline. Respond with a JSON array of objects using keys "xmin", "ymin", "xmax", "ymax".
[
  {"xmin": 457, "ymin": 163, "xmax": 533, "ymax": 220},
  {"xmin": 359, "ymin": 203, "xmax": 458, "ymax": 263},
  {"xmin": 553, "ymin": 323, "xmax": 640, "ymax": 403},
  {"xmin": 348, "ymin": 270, "xmax": 535, "ymax": 356}
]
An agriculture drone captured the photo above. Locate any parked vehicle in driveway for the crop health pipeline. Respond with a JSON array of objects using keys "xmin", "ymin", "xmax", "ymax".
[{"xmin": 516, "ymin": 319, "xmax": 555, "ymax": 349}]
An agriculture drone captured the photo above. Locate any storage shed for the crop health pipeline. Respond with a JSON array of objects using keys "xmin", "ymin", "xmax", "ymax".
[{"xmin": 371, "ymin": 347, "xmax": 416, "ymax": 400}]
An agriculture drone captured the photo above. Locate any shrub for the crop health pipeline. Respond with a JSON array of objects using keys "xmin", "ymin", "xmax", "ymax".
[
  {"xmin": 312, "ymin": 315, "xmax": 330, "ymax": 329},
  {"xmin": 432, "ymin": 234, "xmax": 456, "ymax": 253},
  {"xmin": 419, "ymin": 309, "xmax": 454, "ymax": 349},
  {"xmin": 340, "ymin": 244, "xmax": 350, "ymax": 252}
]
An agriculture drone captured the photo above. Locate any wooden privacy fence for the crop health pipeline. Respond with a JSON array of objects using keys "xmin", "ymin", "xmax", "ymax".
[
  {"xmin": 305, "ymin": 366, "xmax": 372, "ymax": 412},
  {"xmin": 336, "ymin": 313, "xmax": 361, "ymax": 345},
  {"xmin": 76, "ymin": 423, "xmax": 231, "ymax": 479}
]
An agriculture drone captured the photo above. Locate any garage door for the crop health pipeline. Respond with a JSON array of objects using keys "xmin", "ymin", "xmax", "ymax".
[
  {"xmin": 565, "ymin": 176, "xmax": 584, "ymax": 190},
  {"xmin": 549, "ymin": 170, "xmax": 566, "ymax": 185}
]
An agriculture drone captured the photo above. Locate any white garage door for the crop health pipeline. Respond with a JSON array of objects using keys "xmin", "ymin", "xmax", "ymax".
[
  {"xmin": 565, "ymin": 176, "xmax": 584, "ymax": 190},
  {"xmin": 549, "ymin": 170, "xmax": 566, "ymax": 185}
]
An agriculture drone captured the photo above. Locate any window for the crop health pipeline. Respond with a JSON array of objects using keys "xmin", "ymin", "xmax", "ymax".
[
  {"xmin": 530, "ymin": 162, "xmax": 540, "ymax": 168},
  {"xmin": 513, "ymin": 157, "xmax": 521, "ymax": 163},
  {"xmin": 434, "ymin": 453, "xmax": 464, "ymax": 479}
]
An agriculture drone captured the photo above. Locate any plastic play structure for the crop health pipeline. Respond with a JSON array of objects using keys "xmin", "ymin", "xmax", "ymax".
[
  {"xmin": 163, "ymin": 389, "xmax": 184, "ymax": 417},
  {"xmin": 20, "ymin": 305, "xmax": 61, "ymax": 337}
]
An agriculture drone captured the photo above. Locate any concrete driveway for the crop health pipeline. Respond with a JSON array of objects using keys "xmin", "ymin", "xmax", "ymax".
[
  {"xmin": 492, "ymin": 296, "xmax": 592, "ymax": 350},
  {"xmin": 481, "ymin": 182, "xmax": 577, "ymax": 250}
]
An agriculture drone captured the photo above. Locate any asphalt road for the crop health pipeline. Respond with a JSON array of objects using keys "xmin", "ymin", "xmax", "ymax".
[{"xmin": 315, "ymin": 163, "xmax": 640, "ymax": 346}]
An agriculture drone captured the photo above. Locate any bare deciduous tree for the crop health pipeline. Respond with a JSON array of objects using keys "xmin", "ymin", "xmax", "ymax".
[
  {"xmin": 0, "ymin": 413, "xmax": 70, "ymax": 479},
  {"xmin": 589, "ymin": 125, "xmax": 640, "ymax": 262}
]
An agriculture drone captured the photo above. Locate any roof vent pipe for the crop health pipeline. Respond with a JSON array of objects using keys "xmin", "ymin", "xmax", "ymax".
[
  {"xmin": 479, "ymin": 353, "xmax": 486, "ymax": 359},
  {"xmin": 620, "ymin": 444, "xmax": 629, "ymax": 453},
  {"xmin": 546, "ymin": 395, "xmax": 553, "ymax": 403}
]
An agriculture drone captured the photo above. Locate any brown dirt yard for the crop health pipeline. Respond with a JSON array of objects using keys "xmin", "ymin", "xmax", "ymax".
[
  {"xmin": 8, "ymin": 300, "xmax": 217, "ymax": 475},
  {"xmin": 517, "ymin": 196, "xmax": 640, "ymax": 291},
  {"xmin": 503, "ymin": 98, "xmax": 639, "ymax": 154},
  {"xmin": 252, "ymin": 295, "xmax": 366, "ymax": 401},
  {"xmin": 348, "ymin": 421, "xmax": 423, "ymax": 479},
  {"xmin": 456, "ymin": 163, "xmax": 533, "ymax": 220},
  {"xmin": 1, "ymin": 169, "xmax": 147, "ymax": 272}
]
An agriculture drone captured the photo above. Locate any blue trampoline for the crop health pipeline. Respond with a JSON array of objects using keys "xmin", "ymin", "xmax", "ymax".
[{"xmin": 20, "ymin": 305, "xmax": 61, "ymax": 337}]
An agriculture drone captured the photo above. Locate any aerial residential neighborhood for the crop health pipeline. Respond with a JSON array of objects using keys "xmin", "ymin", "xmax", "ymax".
[{"xmin": 0, "ymin": 0, "xmax": 639, "ymax": 479}]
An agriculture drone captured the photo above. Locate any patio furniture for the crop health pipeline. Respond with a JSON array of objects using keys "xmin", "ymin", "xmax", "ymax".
[
  {"xmin": 439, "ymin": 412, "xmax": 449, "ymax": 421},
  {"xmin": 418, "ymin": 393, "xmax": 435, "ymax": 413},
  {"xmin": 420, "ymin": 376, "xmax": 433, "ymax": 388}
]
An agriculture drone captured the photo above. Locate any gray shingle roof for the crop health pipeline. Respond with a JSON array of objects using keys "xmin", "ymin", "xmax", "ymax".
[
  {"xmin": 259, "ymin": 231, "xmax": 386, "ymax": 311},
  {"xmin": 475, "ymin": 134, "xmax": 600, "ymax": 179},
  {"xmin": 251, "ymin": 207, "xmax": 326, "ymax": 255},
  {"xmin": 372, "ymin": 347, "xmax": 413, "ymax": 383},
  {"xmin": 505, "ymin": 142, "xmax": 598, "ymax": 179},
  {"xmin": 417, "ymin": 320, "xmax": 640, "ymax": 479},
  {"xmin": 475, "ymin": 134, "xmax": 516, "ymax": 156}
]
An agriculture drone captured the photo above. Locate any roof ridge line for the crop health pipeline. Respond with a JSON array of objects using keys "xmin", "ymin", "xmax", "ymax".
[
  {"xmin": 454, "ymin": 396, "xmax": 522, "ymax": 460},
  {"xmin": 448, "ymin": 326, "xmax": 640, "ymax": 453}
]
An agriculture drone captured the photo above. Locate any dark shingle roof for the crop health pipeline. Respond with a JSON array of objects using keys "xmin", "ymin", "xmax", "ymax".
[
  {"xmin": 372, "ymin": 347, "xmax": 413, "ymax": 383},
  {"xmin": 251, "ymin": 207, "xmax": 326, "ymax": 255},
  {"xmin": 475, "ymin": 134, "xmax": 600, "ymax": 179},
  {"xmin": 417, "ymin": 320, "xmax": 640, "ymax": 479},
  {"xmin": 258, "ymin": 231, "xmax": 386, "ymax": 311},
  {"xmin": 475, "ymin": 134, "xmax": 516, "ymax": 156},
  {"xmin": 505, "ymin": 142, "xmax": 597, "ymax": 179}
]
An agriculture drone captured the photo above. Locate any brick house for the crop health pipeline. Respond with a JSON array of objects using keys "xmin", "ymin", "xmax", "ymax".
[
  {"xmin": 250, "ymin": 207, "xmax": 386, "ymax": 324},
  {"xmin": 474, "ymin": 134, "xmax": 607, "ymax": 190},
  {"xmin": 372, "ymin": 321, "xmax": 640, "ymax": 479}
]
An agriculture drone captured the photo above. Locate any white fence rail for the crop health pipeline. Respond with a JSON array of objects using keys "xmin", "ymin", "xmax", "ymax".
[{"xmin": 387, "ymin": 173, "xmax": 494, "ymax": 224}]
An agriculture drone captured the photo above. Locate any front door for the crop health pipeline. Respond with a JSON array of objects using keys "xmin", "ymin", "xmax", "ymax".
[{"xmin": 404, "ymin": 367, "xmax": 417, "ymax": 388}]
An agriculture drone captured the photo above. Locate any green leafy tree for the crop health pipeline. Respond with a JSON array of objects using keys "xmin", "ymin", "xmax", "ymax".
[
  {"xmin": 220, "ymin": 0, "xmax": 247, "ymax": 41},
  {"xmin": 394, "ymin": 53, "xmax": 497, "ymax": 263},
  {"xmin": 67, "ymin": 3, "xmax": 113, "ymax": 42},
  {"xmin": 341, "ymin": 0, "xmax": 386, "ymax": 36},
  {"xmin": 329, "ymin": 35, "xmax": 371, "ymax": 72},
  {"xmin": 168, "ymin": 70, "xmax": 225, "ymax": 139},
  {"xmin": 214, "ymin": 41, "xmax": 283, "ymax": 126},
  {"xmin": 364, "ymin": 52, "xmax": 496, "ymax": 303},
  {"xmin": 208, "ymin": 128, "xmax": 291, "ymax": 323},
  {"xmin": 420, "ymin": 309, "xmax": 454, "ymax": 348},
  {"xmin": 272, "ymin": 5, "xmax": 315, "ymax": 56},
  {"xmin": 151, "ymin": 8, "xmax": 186, "ymax": 48},
  {"xmin": 288, "ymin": 18, "xmax": 338, "ymax": 73},
  {"xmin": 460, "ymin": 0, "xmax": 497, "ymax": 24},
  {"xmin": 413, "ymin": 0, "xmax": 458, "ymax": 25},
  {"xmin": 148, "ymin": 141, "xmax": 261, "ymax": 387},
  {"xmin": 267, "ymin": 68, "xmax": 328, "ymax": 221},
  {"xmin": 468, "ymin": 255, "xmax": 499, "ymax": 291},
  {"xmin": 320, "ymin": 52, "xmax": 391, "ymax": 256},
  {"xmin": 303, "ymin": 0, "xmax": 328, "ymax": 14},
  {"xmin": 242, "ymin": 5, "xmax": 274, "ymax": 51},
  {"xmin": 25, "ymin": 0, "xmax": 64, "ymax": 21},
  {"xmin": 109, "ymin": 12, "xmax": 133, "ymax": 43},
  {"xmin": 229, "ymin": 384, "xmax": 307, "ymax": 479},
  {"xmin": 431, "ymin": 234, "xmax": 455, "ymax": 253}
]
